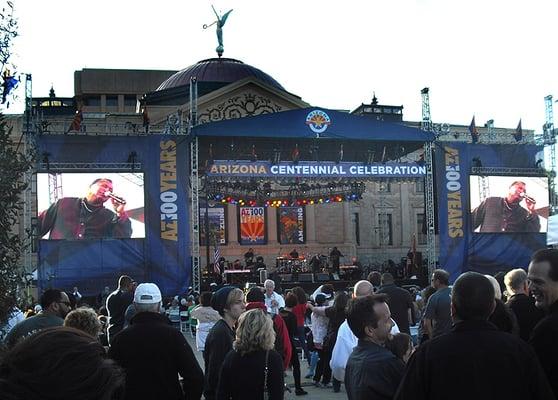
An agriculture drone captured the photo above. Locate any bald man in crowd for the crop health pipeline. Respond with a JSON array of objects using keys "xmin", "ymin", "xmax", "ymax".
[{"xmin": 330, "ymin": 280, "xmax": 400, "ymax": 382}]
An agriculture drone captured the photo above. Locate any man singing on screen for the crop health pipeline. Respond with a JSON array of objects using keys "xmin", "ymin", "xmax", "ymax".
[
  {"xmin": 38, "ymin": 178, "xmax": 132, "ymax": 239},
  {"xmin": 471, "ymin": 180, "xmax": 540, "ymax": 232}
]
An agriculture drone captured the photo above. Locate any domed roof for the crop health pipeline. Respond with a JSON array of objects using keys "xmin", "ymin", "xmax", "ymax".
[{"xmin": 156, "ymin": 58, "xmax": 285, "ymax": 92}]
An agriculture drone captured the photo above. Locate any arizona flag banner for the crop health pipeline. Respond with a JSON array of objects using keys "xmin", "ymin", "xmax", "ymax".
[
  {"xmin": 239, "ymin": 207, "xmax": 266, "ymax": 244},
  {"xmin": 66, "ymin": 109, "xmax": 83, "ymax": 133}
]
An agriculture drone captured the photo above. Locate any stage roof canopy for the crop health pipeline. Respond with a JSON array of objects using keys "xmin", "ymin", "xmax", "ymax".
[{"xmin": 193, "ymin": 108, "xmax": 434, "ymax": 142}]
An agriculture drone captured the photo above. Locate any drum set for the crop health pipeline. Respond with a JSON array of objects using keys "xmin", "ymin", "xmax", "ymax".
[
  {"xmin": 276, "ymin": 257, "xmax": 309, "ymax": 273},
  {"xmin": 276, "ymin": 253, "xmax": 331, "ymax": 274}
]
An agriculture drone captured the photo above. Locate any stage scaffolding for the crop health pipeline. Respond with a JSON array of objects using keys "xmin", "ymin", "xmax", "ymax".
[
  {"xmin": 421, "ymin": 88, "xmax": 436, "ymax": 277},
  {"xmin": 22, "ymin": 74, "xmax": 36, "ymax": 277},
  {"xmin": 24, "ymin": 84, "xmax": 556, "ymax": 295},
  {"xmin": 189, "ymin": 77, "xmax": 201, "ymax": 294}
]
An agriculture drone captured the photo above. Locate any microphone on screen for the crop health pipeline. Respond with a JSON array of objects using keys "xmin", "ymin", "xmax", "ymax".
[
  {"xmin": 519, "ymin": 192, "xmax": 536, "ymax": 204},
  {"xmin": 105, "ymin": 191, "xmax": 127, "ymax": 205}
]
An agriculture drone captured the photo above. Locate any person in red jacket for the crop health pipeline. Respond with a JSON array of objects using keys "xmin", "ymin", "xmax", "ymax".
[{"xmin": 245, "ymin": 287, "xmax": 292, "ymax": 370}]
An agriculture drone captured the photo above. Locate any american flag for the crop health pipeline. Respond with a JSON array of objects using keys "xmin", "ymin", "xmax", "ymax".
[
  {"xmin": 469, "ymin": 116, "xmax": 479, "ymax": 143},
  {"xmin": 213, "ymin": 245, "xmax": 221, "ymax": 274},
  {"xmin": 513, "ymin": 119, "xmax": 522, "ymax": 142}
]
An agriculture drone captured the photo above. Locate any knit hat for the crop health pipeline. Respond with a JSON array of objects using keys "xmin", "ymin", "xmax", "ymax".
[
  {"xmin": 245, "ymin": 287, "xmax": 265, "ymax": 303},
  {"xmin": 211, "ymin": 286, "xmax": 236, "ymax": 316}
]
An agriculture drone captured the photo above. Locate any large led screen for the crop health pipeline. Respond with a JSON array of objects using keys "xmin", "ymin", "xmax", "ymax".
[
  {"xmin": 37, "ymin": 172, "xmax": 145, "ymax": 239},
  {"xmin": 470, "ymin": 176, "xmax": 548, "ymax": 233}
]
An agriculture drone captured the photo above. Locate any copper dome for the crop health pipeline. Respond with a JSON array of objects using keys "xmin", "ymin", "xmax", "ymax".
[{"xmin": 156, "ymin": 58, "xmax": 285, "ymax": 92}]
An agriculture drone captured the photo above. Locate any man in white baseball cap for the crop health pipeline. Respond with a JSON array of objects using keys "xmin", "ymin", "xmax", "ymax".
[{"xmin": 108, "ymin": 283, "xmax": 204, "ymax": 400}]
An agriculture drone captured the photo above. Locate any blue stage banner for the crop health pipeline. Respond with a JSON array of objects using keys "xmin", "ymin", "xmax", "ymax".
[
  {"xmin": 207, "ymin": 160, "xmax": 426, "ymax": 178},
  {"xmin": 36, "ymin": 135, "xmax": 190, "ymax": 296},
  {"xmin": 145, "ymin": 136, "xmax": 190, "ymax": 295},
  {"xmin": 435, "ymin": 142, "xmax": 546, "ymax": 282},
  {"xmin": 435, "ymin": 144, "xmax": 469, "ymax": 282}
]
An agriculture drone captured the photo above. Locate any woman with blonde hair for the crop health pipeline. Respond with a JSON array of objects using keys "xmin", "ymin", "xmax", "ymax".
[{"xmin": 217, "ymin": 308, "xmax": 284, "ymax": 400}]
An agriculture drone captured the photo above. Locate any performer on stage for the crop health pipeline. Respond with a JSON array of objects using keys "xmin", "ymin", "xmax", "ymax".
[
  {"xmin": 289, "ymin": 248, "xmax": 299, "ymax": 259},
  {"xmin": 38, "ymin": 178, "xmax": 132, "ymax": 239},
  {"xmin": 309, "ymin": 254, "xmax": 322, "ymax": 273},
  {"xmin": 471, "ymin": 181, "xmax": 540, "ymax": 232},
  {"xmin": 244, "ymin": 248, "xmax": 255, "ymax": 267},
  {"xmin": 329, "ymin": 247, "xmax": 343, "ymax": 274},
  {"xmin": 254, "ymin": 256, "xmax": 266, "ymax": 270}
]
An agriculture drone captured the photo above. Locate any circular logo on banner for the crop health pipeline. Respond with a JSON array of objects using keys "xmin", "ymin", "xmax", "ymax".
[{"xmin": 305, "ymin": 110, "xmax": 331, "ymax": 134}]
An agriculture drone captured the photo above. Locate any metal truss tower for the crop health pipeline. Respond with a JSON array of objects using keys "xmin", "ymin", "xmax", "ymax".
[
  {"xmin": 47, "ymin": 173, "xmax": 63, "ymax": 205},
  {"xmin": 544, "ymin": 95, "xmax": 557, "ymax": 214},
  {"xmin": 421, "ymin": 88, "xmax": 436, "ymax": 276},
  {"xmin": 189, "ymin": 77, "xmax": 201, "ymax": 293},
  {"xmin": 22, "ymin": 74, "xmax": 36, "ymax": 273}
]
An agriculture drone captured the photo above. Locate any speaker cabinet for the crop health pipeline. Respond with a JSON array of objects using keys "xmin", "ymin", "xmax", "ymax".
[
  {"xmin": 298, "ymin": 273, "xmax": 314, "ymax": 283},
  {"xmin": 280, "ymin": 274, "xmax": 292, "ymax": 282}
]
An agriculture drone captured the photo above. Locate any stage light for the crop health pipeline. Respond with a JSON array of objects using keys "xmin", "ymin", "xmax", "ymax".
[
  {"xmin": 337, "ymin": 144, "xmax": 344, "ymax": 163},
  {"xmin": 264, "ymin": 182, "xmax": 272, "ymax": 197},
  {"xmin": 127, "ymin": 151, "xmax": 137, "ymax": 169},
  {"xmin": 309, "ymin": 199, "xmax": 315, "ymax": 205},
  {"xmin": 272, "ymin": 148, "xmax": 281, "ymax": 165},
  {"xmin": 42, "ymin": 152, "xmax": 51, "ymax": 171},
  {"xmin": 310, "ymin": 145, "xmax": 319, "ymax": 161},
  {"xmin": 366, "ymin": 150, "xmax": 375, "ymax": 165}
]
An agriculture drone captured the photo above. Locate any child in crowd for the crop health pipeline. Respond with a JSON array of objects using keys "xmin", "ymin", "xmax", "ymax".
[{"xmin": 386, "ymin": 332, "xmax": 414, "ymax": 364}]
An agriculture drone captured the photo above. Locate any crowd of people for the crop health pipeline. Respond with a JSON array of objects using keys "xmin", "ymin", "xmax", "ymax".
[{"xmin": 0, "ymin": 248, "xmax": 557, "ymax": 400}]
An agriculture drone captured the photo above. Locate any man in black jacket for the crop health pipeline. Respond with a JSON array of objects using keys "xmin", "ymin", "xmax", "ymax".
[
  {"xmin": 504, "ymin": 268, "xmax": 544, "ymax": 341},
  {"xmin": 528, "ymin": 248, "xmax": 558, "ymax": 399},
  {"xmin": 395, "ymin": 272, "xmax": 553, "ymax": 400},
  {"xmin": 203, "ymin": 286, "xmax": 246, "ymax": 400},
  {"xmin": 377, "ymin": 273, "xmax": 414, "ymax": 334},
  {"xmin": 108, "ymin": 283, "xmax": 204, "ymax": 400},
  {"xmin": 344, "ymin": 294, "xmax": 405, "ymax": 400},
  {"xmin": 106, "ymin": 275, "xmax": 134, "ymax": 344}
]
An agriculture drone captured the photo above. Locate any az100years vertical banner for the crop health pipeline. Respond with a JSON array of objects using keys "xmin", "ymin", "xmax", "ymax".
[{"xmin": 239, "ymin": 207, "xmax": 266, "ymax": 244}]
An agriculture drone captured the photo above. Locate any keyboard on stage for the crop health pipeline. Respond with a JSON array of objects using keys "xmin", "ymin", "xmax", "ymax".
[{"xmin": 223, "ymin": 269, "xmax": 252, "ymax": 274}]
